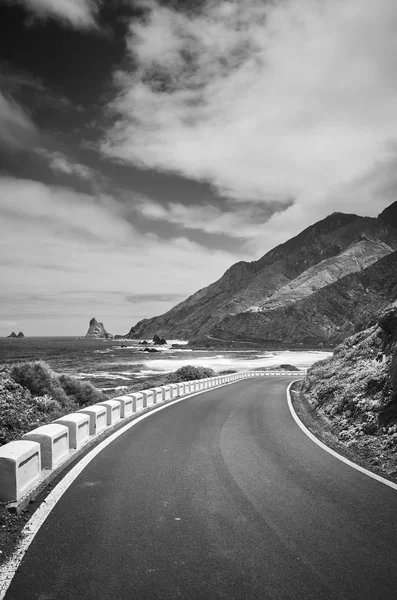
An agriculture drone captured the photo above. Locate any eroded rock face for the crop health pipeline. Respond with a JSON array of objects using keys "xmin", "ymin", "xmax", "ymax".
[
  {"xmin": 85, "ymin": 317, "xmax": 113, "ymax": 339},
  {"xmin": 153, "ymin": 334, "xmax": 167, "ymax": 345}
]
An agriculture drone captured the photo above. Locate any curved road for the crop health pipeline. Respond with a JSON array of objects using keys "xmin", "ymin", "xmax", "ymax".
[{"xmin": 4, "ymin": 378, "xmax": 397, "ymax": 599}]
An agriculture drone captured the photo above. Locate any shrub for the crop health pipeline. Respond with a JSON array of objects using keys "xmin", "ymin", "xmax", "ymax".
[
  {"xmin": 219, "ymin": 369, "xmax": 238, "ymax": 375},
  {"xmin": 58, "ymin": 374, "xmax": 106, "ymax": 407},
  {"xmin": 171, "ymin": 365, "xmax": 215, "ymax": 381},
  {"xmin": 11, "ymin": 361, "xmax": 70, "ymax": 408}
]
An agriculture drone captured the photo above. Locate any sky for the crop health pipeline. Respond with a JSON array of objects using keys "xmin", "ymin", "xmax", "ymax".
[{"xmin": 1, "ymin": 0, "xmax": 397, "ymax": 336}]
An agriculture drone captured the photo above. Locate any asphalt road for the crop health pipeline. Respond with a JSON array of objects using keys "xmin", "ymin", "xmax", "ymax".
[{"xmin": 4, "ymin": 378, "xmax": 397, "ymax": 600}]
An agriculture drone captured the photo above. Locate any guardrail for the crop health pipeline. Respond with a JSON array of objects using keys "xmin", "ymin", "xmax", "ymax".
[{"xmin": 0, "ymin": 370, "xmax": 305, "ymax": 506}]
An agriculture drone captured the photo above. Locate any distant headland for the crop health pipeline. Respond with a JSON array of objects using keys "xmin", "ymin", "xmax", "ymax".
[{"xmin": 6, "ymin": 332, "xmax": 25, "ymax": 339}]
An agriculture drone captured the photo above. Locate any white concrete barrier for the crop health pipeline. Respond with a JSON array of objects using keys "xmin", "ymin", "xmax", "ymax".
[
  {"xmin": 0, "ymin": 440, "xmax": 41, "ymax": 502},
  {"xmin": 170, "ymin": 384, "xmax": 178, "ymax": 398},
  {"xmin": 161, "ymin": 386, "xmax": 172, "ymax": 401},
  {"xmin": 22, "ymin": 424, "xmax": 69, "ymax": 470},
  {"xmin": 130, "ymin": 392, "xmax": 144, "ymax": 412},
  {"xmin": 114, "ymin": 395, "xmax": 134, "ymax": 418},
  {"xmin": 142, "ymin": 389, "xmax": 154, "ymax": 408},
  {"xmin": 98, "ymin": 400, "xmax": 121, "ymax": 426},
  {"xmin": 54, "ymin": 413, "xmax": 90, "ymax": 449},
  {"xmin": 78, "ymin": 405, "xmax": 107, "ymax": 435},
  {"xmin": 147, "ymin": 387, "xmax": 162, "ymax": 404}
]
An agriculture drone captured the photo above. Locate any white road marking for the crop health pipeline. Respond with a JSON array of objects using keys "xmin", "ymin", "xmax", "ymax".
[
  {"xmin": 286, "ymin": 381, "xmax": 397, "ymax": 492},
  {"xmin": 0, "ymin": 382, "xmax": 236, "ymax": 599}
]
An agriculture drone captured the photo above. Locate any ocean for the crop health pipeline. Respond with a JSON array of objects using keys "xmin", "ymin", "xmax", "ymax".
[{"xmin": 0, "ymin": 337, "xmax": 331, "ymax": 391}]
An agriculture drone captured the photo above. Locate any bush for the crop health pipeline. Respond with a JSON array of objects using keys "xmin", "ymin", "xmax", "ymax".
[
  {"xmin": 1, "ymin": 362, "xmax": 109, "ymax": 445},
  {"xmin": 219, "ymin": 369, "xmax": 238, "ymax": 375},
  {"xmin": 171, "ymin": 365, "xmax": 215, "ymax": 381},
  {"xmin": 59, "ymin": 374, "xmax": 106, "ymax": 407},
  {"xmin": 11, "ymin": 361, "xmax": 72, "ymax": 409}
]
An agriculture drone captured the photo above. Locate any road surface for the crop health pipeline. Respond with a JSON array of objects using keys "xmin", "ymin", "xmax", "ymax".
[{"xmin": 4, "ymin": 378, "xmax": 397, "ymax": 599}]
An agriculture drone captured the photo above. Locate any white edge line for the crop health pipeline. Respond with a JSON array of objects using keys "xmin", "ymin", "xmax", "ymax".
[
  {"xmin": 287, "ymin": 381, "xmax": 397, "ymax": 492},
  {"xmin": 0, "ymin": 381, "xmax": 237, "ymax": 599}
]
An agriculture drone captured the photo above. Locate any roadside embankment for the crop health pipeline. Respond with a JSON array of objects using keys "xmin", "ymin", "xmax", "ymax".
[{"xmin": 293, "ymin": 306, "xmax": 397, "ymax": 482}]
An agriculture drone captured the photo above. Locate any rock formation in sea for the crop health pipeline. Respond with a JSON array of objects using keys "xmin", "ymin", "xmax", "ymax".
[
  {"xmin": 7, "ymin": 332, "xmax": 17, "ymax": 338},
  {"xmin": 17, "ymin": 332, "xmax": 25, "ymax": 338},
  {"xmin": 122, "ymin": 200, "xmax": 397, "ymax": 347},
  {"xmin": 85, "ymin": 317, "xmax": 113, "ymax": 339},
  {"xmin": 153, "ymin": 334, "xmax": 167, "ymax": 345}
]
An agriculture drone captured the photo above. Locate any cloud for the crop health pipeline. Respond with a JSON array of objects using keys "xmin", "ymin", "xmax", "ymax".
[
  {"xmin": 125, "ymin": 293, "xmax": 186, "ymax": 304},
  {"xmin": 102, "ymin": 0, "xmax": 397, "ymax": 239},
  {"xmin": 0, "ymin": 91, "xmax": 37, "ymax": 150},
  {"xmin": 35, "ymin": 149, "xmax": 93, "ymax": 180},
  {"xmin": 135, "ymin": 197, "xmax": 292, "ymax": 241},
  {"xmin": 2, "ymin": 0, "xmax": 102, "ymax": 28},
  {"xmin": 0, "ymin": 176, "xmax": 237, "ymax": 335}
]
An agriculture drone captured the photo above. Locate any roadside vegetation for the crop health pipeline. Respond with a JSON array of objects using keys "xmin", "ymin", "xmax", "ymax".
[
  {"xmin": 299, "ymin": 306, "xmax": 397, "ymax": 479},
  {"xmin": 0, "ymin": 362, "xmax": 107, "ymax": 445},
  {"xmin": 0, "ymin": 362, "xmax": 235, "ymax": 446}
]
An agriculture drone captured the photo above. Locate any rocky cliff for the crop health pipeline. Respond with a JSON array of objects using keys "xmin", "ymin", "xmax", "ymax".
[
  {"xmin": 124, "ymin": 202, "xmax": 397, "ymax": 346},
  {"xmin": 85, "ymin": 318, "xmax": 113, "ymax": 339}
]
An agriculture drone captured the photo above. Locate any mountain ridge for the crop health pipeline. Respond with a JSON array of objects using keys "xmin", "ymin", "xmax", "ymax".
[{"xmin": 122, "ymin": 203, "xmax": 397, "ymax": 345}]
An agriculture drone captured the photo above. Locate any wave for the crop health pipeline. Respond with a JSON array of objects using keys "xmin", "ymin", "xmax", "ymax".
[{"xmin": 133, "ymin": 350, "xmax": 331, "ymax": 373}]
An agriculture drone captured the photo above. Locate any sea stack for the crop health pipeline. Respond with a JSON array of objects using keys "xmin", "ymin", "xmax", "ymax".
[
  {"xmin": 85, "ymin": 317, "xmax": 113, "ymax": 339},
  {"xmin": 17, "ymin": 332, "xmax": 25, "ymax": 338},
  {"xmin": 7, "ymin": 332, "xmax": 17, "ymax": 338}
]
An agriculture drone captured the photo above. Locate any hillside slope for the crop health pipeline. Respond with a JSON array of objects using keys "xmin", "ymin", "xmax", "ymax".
[
  {"xmin": 123, "ymin": 203, "xmax": 397, "ymax": 344},
  {"xmin": 298, "ymin": 305, "xmax": 397, "ymax": 478},
  {"xmin": 204, "ymin": 250, "xmax": 397, "ymax": 346}
]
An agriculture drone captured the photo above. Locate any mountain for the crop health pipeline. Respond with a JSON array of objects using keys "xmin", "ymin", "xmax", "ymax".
[
  {"xmin": 123, "ymin": 203, "xmax": 397, "ymax": 346},
  {"xmin": 7, "ymin": 332, "xmax": 17, "ymax": 338},
  {"xmin": 85, "ymin": 317, "xmax": 113, "ymax": 339},
  {"xmin": 17, "ymin": 332, "xmax": 24, "ymax": 338}
]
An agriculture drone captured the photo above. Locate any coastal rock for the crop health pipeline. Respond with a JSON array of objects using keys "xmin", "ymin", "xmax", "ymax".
[
  {"xmin": 85, "ymin": 317, "xmax": 113, "ymax": 339},
  {"xmin": 142, "ymin": 347, "xmax": 160, "ymax": 353},
  {"xmin": 17, "ymin": 332, "xmax": 25, "ymax": 338},
  {"xmin": 7, "ymin": 332, "xmax": 17, "ymax": 338},
  {"xmin": 124, "ymin": 200, "xmax": 397, "ymax": 347},
  {"xmin": 153, "ymin": 334, "xmax": 167, "ymax": 345}
]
